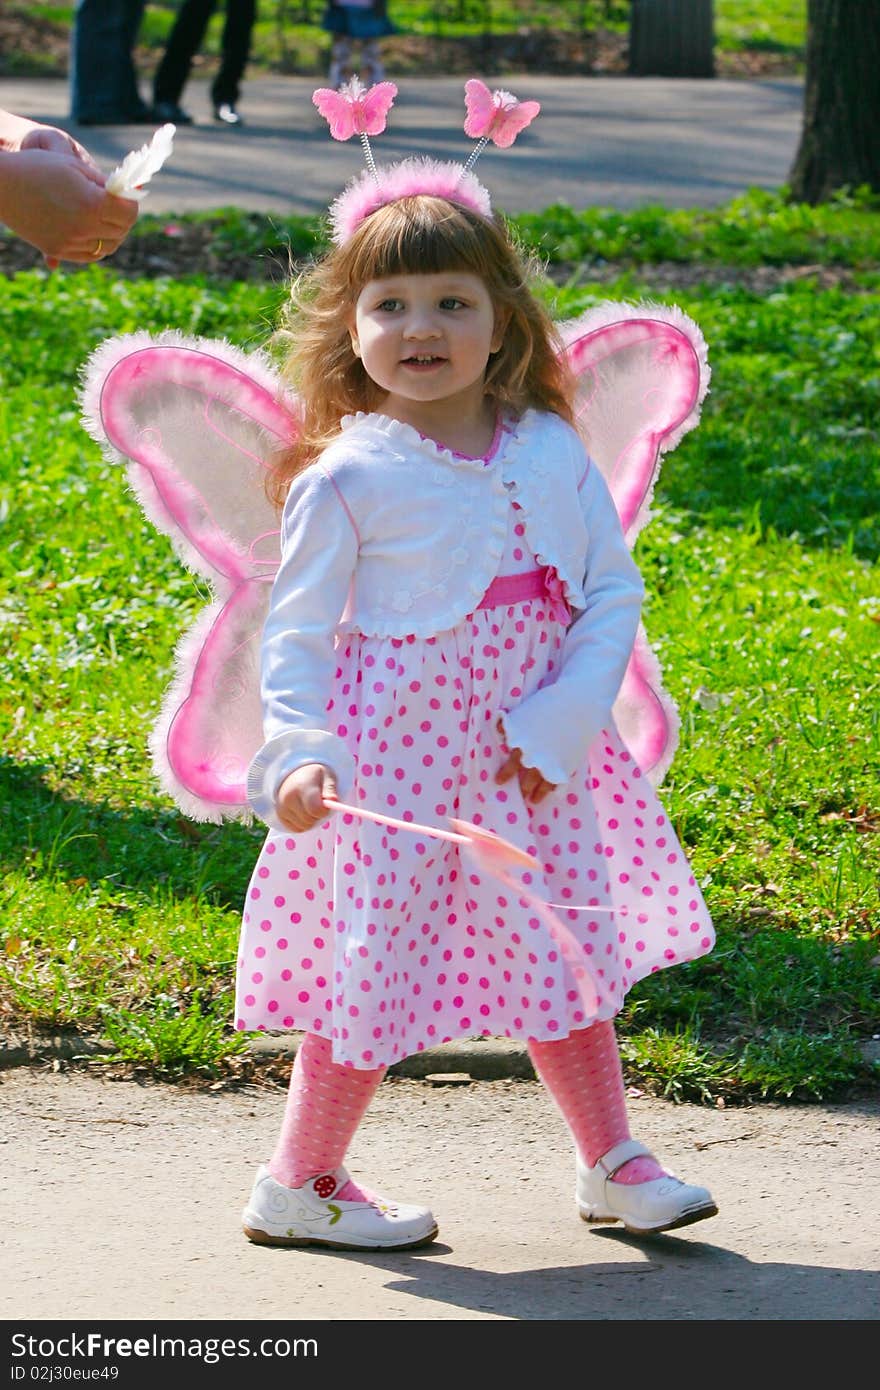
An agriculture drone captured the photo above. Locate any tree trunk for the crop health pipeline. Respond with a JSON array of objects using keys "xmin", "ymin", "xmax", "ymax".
[
  {"xmin": 628, "ymin": 0, "xmax": 715, "ymax": 77},
  {"xmin": 789, "ymin": 0, "xmax": 880, "ymax": 203}
]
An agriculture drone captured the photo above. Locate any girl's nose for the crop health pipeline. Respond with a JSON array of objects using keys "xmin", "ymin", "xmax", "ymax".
[{"xmin": 403, "ymin": 311, "xmax": 440, "ymax": 339}]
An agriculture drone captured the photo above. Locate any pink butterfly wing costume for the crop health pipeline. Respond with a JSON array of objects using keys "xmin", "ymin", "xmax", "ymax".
[
  {"xmin": 80, "ymin": 331, "xmax": 295, "ymax": 821},
  {"xmin": 80, "ymin": 304, "xmax": 715, "ymax": 1070}
]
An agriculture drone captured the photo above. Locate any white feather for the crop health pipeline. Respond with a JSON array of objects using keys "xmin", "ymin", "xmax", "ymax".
[{"xmin": 106, "ymin": 123, "xmax": 176, "ymax": 201}]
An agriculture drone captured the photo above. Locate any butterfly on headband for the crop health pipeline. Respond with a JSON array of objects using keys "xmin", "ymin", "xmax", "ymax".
[
  {"xmin": 463, "ymin": 78, "xmax": 541, "ymax": 149},
  {"xmin": 312, "ymin": 75, "xmax": 539, "ymax": 149},
  {"xmin": 312, "ymin": 77, "xmax": 398, "ymax": 141}
]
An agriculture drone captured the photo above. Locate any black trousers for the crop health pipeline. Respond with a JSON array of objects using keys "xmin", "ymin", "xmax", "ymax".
[
  {"xmin": 153, "ymin": 0, "xmax": 256, "ymax": 106},
  {"xmin": 71, "ymin": 0, "xmax": 147, "ymax": 121}
]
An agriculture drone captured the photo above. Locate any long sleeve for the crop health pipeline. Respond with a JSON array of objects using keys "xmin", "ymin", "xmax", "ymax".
[
  {"xmin": 499, "ymin": 460, "xmax": 644, "ymax": 784},
  {"xmin": 247, "ymin": 464, "xmax": 359, "ymax": 830}
]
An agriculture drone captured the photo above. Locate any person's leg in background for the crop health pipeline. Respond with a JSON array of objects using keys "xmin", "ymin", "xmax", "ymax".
[
  {"xmin": 211, "ymin": 0, "xmax": 257, "ymax": 124},
  {"xmin": 361, "ymin": 37, "xmax": 384, "ymax": 83},
  {"xmin": 71, "ymin": 0, "xmax": 150, "ymax": 124},
  {"xmin": 152, "ymin": 0, "xmax": 218, "ymax": 124},
  {"xmin": 328, "ymin": 36, "xmax": 352, "ymax": 88}
]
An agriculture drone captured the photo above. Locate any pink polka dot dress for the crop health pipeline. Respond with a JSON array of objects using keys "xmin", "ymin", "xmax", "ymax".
[{"xmin": 235, "ymin": 464, "xmax": 715, "ymax": 1069}]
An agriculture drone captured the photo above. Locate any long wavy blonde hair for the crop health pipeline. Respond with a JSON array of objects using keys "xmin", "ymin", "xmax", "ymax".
[{"xmin": 267, "ymin": 194, "xmax": 576, "ymax": 510}]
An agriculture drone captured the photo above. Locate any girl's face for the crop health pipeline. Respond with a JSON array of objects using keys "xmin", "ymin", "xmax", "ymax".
[{"xmin": 349, "ymin": 271, "xmax": 504, "ymax": 421}]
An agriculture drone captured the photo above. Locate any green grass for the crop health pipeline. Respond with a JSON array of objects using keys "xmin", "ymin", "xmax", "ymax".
[
  {"xmin": 128, "ymin": 184, "xmax": 880, "ymax": 280},
  {"xmin": 516, "ymin": 185, "xmax": 880, "ymax": 270},
  {"xmin": 0, "ymin": 191, "xmax": 878, "ymax": 1102},
  {"xmin": 713, "ymin": 0, "xmax": 806, "ymax": 57}
]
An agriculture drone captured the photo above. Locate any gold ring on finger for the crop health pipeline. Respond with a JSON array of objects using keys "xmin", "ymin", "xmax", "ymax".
[{"xmin": 92, "ymin": 238, "xmax": 104, "ymax": 258}]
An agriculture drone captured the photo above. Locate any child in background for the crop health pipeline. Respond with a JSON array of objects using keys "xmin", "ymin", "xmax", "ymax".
[
  {"xmin": 235, "ymin": 81, "xmax": 719, "ymax": 1251},
  {"xmin": 321, "ymin": 0, "xmax": 395, "ymax": 87}
]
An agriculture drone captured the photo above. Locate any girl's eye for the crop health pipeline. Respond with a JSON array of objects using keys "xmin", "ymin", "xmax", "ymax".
[
  {"xmin": 377, "ymin": 298, "xmax": 403, "ymax": 312},
  {"xmin": 439, "ymin": 297, "xmax": 465, "ymax": 310}
]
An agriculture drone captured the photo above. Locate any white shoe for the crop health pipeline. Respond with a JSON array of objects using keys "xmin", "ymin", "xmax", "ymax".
[
  {"xmin": 242, "ymin": 1164, "xmax": 439, "ymax": 1251},
  {"xmin": 576, "ymin": 1139, "xmax": 718, "ymax": 1234}
]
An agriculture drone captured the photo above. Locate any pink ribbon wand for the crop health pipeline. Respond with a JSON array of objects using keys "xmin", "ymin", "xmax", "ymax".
[{"xmin": 324, "ymin": 796, "xmax": 607, "ymax": 1018}]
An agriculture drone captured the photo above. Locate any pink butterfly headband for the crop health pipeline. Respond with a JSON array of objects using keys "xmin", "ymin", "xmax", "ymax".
[{"xmin": 312, "ymin": 77, "xmax": 540, "ymax": 246}]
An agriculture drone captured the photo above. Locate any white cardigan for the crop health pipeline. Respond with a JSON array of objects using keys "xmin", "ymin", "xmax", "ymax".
[{"xmin": 248, "ymin": 408, "xmax": 644, "ymax": 830}]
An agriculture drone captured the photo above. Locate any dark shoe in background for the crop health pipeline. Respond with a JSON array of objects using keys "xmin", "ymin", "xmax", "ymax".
[{"xmin": 152, "ymin": 100, "xmax": 194, "ymax": 125}]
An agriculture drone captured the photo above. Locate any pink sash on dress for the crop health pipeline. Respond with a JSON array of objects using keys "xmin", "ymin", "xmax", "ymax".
[{"xmin": 477, "ymin": 567, "xmax": 570, "ymax": 623}]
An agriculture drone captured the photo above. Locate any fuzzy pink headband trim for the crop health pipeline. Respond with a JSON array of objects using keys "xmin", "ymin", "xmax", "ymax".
[{"xmin": 329, "ymin": 156, "xmax": 493, "ymax": 245}]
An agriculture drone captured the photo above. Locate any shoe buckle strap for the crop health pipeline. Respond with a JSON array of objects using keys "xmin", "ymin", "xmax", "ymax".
[
  {"xmin": 308, "ymin": 1165, "xmax": 350, "ymax": 1199},
  {"xmin": 596, "ymin": 1138, "xmax": 652, "ymax": 1179}
]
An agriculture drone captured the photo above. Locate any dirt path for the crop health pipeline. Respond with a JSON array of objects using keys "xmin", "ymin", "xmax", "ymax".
[{"xmin": 2, "ymin": 1065, "xmax": 878, "ymax": 1324}]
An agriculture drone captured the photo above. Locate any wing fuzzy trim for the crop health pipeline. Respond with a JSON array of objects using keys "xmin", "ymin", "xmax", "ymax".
[
  {"xmin": 79, "ymin": 329, "xmax": 295, "ymax": 583},
  {"xmin": 147, "ymin": 601, "xmax": 258, "ymax": 825},
  {"xmin": 78, "ymin": 330, "xmax": 296, "ymax": 822},
  {"xmin": 557, "ymin": 299, "xmax": 711, "ymax": 785},
  {"xmin": 558, "ymin": 298, "xmax": 711, "ymax": 546}
]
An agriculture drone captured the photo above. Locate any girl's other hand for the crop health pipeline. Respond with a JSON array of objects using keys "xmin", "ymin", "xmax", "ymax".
[
  {"xmin": 276, "ymin": 764, "xmax": 339, "ymax": 833},
  {"xmin": 495, "ymin": 721, "xmax": 556, "ymax": 804}
]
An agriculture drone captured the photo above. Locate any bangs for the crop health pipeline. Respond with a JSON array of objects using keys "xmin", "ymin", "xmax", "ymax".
[{"xmin": 344, "ymin": 196, "xmax": 499, "ymax": 285}]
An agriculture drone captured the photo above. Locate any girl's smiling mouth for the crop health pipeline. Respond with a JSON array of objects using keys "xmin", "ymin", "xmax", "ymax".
[{"xmin": 402, "ymin": 353, "xmax": 447, "ymax": 369}]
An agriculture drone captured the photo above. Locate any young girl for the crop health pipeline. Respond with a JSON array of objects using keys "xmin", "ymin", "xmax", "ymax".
[
  {"xmin": 322, "ymin": 1, "xmax": 395, "ymax": 88},
  {"xmin": 236, "ymin": 106, "xmax": 718, "ymax": 1251}
]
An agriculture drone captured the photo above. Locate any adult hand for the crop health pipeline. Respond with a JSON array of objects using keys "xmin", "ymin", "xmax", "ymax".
[
  {"xmin": 0, "ymin": 147, "xmax": 138, "ymax": 268},
  {"xmin": 495, "ymin": 719, "xmax": 557, "ymax": 804},
  {"xmin": 19, "ymin": 122, "xmax": 102, "ymax": 173},
  {"xmin": 276, "ymin": 764, "xmax": 339, "ymax": 834},
  {"xmin": 1, "ymin": 115, "xmax": 139, "ymax": 267}
]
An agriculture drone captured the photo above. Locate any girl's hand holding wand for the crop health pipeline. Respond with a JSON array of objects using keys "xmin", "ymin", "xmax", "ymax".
[
  {"xmin": 277, "ymin": 764, "xmax": 339, "ymax": 833},
  {"xmin": 278, "ymin": 725, "xmax": 557, "ymax": 837},
  {"xmin": 494, "ymin": 719, "xmax": 557, "ymax": 804}
]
